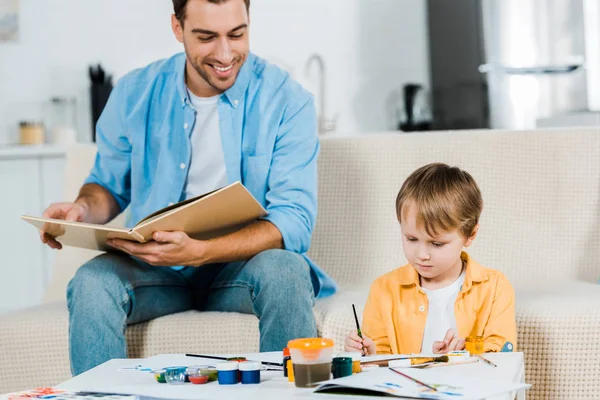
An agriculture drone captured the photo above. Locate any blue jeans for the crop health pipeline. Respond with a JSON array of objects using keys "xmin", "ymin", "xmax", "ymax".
[{"xmin": 66, "ymin": 249, "xmax": 317, "ymax": 375}]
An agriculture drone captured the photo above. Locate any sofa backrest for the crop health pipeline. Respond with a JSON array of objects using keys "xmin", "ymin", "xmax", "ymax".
[
  {"xmin": 308, "ymin": 129, "xmax": 600, "ymax": 289},
  {"xmin": 44, "ymin": 129, "xmax": 600, "ymax": 302}
]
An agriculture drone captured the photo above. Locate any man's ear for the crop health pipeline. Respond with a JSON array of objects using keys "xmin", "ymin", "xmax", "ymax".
[
  {"xmin": 464, "ymin": 224, "xmax": 479, "ymax": 248},
  {"xmin": 171, "ymin": 14, "xmax": 184, "ymax": 43}
]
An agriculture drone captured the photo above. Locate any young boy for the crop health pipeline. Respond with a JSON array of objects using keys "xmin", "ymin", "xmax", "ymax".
[{"xmin": 345, "ymin": 163, "xmax": 516, "ymax": 355}]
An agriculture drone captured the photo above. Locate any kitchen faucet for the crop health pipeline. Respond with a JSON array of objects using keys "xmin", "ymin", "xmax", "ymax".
[{"xmin": 304, "ymin": 53, "xmax": 337, "ymax": 134}]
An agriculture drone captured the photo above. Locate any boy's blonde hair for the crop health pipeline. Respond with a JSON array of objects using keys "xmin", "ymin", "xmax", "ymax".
[{"xmin": 396, "ymin": 163, "xmax": 483, "ymax": 239}]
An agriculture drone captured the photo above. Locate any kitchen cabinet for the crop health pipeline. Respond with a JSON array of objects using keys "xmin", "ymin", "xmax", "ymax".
[{"xmin": 0, "ymin": 145, "xmax": 67, "ymax": 315}]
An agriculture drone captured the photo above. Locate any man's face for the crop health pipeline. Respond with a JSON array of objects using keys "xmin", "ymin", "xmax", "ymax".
[{"xmin": 172, "ymin": 0, "xmax": 249, "ymax": 95}]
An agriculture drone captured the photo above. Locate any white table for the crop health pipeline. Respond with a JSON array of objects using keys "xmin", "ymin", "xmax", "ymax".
[{"xmin": 50, "ymin": 352, "xmax": 527, "ymax": 400}]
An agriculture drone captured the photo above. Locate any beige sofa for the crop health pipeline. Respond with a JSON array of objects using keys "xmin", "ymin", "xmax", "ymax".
[{"xmin": 2, "ymin": 129, "xmax": 600, "ymax": 398}]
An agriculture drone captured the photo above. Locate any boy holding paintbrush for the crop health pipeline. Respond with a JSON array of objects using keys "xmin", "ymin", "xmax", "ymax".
[{"xmin": 345, "ymin": 163, "xmax": 517, "ymax": 355}]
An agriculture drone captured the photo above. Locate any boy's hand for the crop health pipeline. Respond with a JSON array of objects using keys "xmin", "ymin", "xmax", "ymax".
[
  {"xmin": 432, "ymin": 329, "xmax": 465, "ymax": 354},
  {"xmin": 344, "ymin": 329, "xmax": 377, "ymax": 355}
]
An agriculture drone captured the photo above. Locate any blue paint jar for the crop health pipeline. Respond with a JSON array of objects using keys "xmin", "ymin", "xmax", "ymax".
[
  {"xmin": 216, "ymin": 361, "xmax": 239, "ymax": 385},
  {"xmin": 164, "ymin": 366, "xmax": 187, "ymax": 384},
  {"xmin": 239, "ymin": 361, "xmax": 261, "ymax": 384}
]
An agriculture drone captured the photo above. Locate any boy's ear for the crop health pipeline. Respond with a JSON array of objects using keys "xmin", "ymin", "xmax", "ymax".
[{"xmin": 464, "ymin": 224, "xmax": 480, "ymax": 248}]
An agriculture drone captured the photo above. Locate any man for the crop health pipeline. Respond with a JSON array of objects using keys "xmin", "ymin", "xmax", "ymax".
[{"xmin": 40, "ymin": 0, "xmax": 336, "ymax": 375}]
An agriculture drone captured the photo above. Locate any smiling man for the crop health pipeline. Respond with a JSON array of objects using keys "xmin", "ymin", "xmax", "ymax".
[{"xmin": 39, "ymin": 0, "xmax": 337, "ymax": 375}]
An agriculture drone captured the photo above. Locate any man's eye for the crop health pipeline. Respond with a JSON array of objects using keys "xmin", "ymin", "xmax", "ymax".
[
  {"xmin": 199, "ymin": 37, "xmax": 214, "ymax": 42},
  {"xmin": 229, "ymin": 33, "xmax": 244, "ymax": 39}
]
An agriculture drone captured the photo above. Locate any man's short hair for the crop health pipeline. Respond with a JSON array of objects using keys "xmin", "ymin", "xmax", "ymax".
[{"xmin": 173, "ymin": 0, "xmax": 250, "ymax": 26}]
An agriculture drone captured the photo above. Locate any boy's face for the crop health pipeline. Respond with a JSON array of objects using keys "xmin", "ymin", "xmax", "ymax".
[{"xmin": 400, "ymin": 204, "xmax": 478, "ymax": 288}]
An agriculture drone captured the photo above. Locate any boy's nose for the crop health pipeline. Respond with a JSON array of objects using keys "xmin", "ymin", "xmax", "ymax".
[{"xmin": 417, "ymin": 247, "xmax": 431, "ymax": 261}]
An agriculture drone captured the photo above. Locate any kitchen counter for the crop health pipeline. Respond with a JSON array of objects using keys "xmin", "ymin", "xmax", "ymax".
[{"xmin": 0, "ymin": 144, "xmax": 69, "ymax": 159}]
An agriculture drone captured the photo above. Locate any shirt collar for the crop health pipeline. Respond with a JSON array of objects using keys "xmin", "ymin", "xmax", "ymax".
[
  {"xmin": 398, "ymin": 251, "xmax": 488, "ymax": 288},
  {"xmin": 175, "ymin": 52, "xmax": 256, "ymax": 109}
]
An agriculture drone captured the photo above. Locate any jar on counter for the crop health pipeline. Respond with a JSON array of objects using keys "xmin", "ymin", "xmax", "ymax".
[
  {"xmin": 49, "ymin": 97, "xmax": 77, "ymax": 145},
  {"xmin": 19, "ymin": 121, "xmax": 45, "ymax": 145}
]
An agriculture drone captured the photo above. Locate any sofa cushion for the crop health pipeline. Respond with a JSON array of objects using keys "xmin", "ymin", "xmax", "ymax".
[{"xmin": 2, "ymin": 280, "xmax": 600, "ymax": 398}]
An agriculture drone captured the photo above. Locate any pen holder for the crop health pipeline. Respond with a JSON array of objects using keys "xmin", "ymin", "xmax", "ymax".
[{"xmin": 90, "ymin": 82, "xmax": 112, "ymax": 142}]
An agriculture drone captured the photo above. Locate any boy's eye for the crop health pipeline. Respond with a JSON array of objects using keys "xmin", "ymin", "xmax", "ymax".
[
  {"xmin": 432, "ymin": 242, "xmax": 445, "ymax": 248},
  {"xmin": 406, "ymin": 237, "xmax": 417, "ymax": 242}
]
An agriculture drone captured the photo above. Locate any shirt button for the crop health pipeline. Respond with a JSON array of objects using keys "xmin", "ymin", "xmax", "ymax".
[
  {"xmin": 183, "ymin": 123, "xmax": 189, "ymax": 129},
  {"xmin": 180, "ymin": 163, "xmax": 186, "ymax": 169},
  {"xmin": 233, "ymin": 100, "xmax": 239, "ymax": 106},
  {"xmin": 419, "ymin": 305, "xmax": 426, "ymax": 312}
]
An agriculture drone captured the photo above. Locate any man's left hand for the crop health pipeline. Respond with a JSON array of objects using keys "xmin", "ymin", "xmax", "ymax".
[{"xmin": 107, "ymin": 231, "xmax": 206, "ymax": 267}]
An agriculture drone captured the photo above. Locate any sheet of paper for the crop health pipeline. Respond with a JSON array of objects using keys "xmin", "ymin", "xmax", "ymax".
[{"xmin": 315, "ymin": 367, "xmax": 530, "ymax": 399}]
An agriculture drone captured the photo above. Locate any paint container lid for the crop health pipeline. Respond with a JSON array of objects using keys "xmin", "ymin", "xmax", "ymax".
[
  {"xmin": 389, "ymin": 359, "xmax": 411, "ymax": 368},
  {"xmin": 338, "ymin": 352, "xmax": 362, "ymax": 361},
  {"xmin": 216, "ymin": 361, "xmax": 239, "ymax": 371},
  {"xmin": 239, "ymin": 361, "xmax": 262, "ymax": 371}
]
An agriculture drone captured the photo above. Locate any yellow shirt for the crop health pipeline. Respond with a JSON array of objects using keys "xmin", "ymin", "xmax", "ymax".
[{"xmin": 362, "ymin": 252, "xmax": 516, "ymax": 354}]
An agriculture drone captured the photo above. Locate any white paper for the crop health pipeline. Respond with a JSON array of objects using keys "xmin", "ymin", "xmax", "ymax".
[{"xmin": 315, "ymin": 367, "xmax": 530, "ymax": 399}]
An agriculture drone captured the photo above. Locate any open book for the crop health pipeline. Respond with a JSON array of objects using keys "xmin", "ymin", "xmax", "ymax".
[
  {"xmin": 314, "ymin": 366, "xmax": 530, "ymax": 399},
  {"xmin": 21, "ymin": 181, "xmax": 267, "ymax": 251}
]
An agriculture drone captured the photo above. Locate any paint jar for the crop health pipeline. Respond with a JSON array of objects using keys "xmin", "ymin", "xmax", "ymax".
[
  {"xmin": 152, "ymin": 369, "xmax": 166, "ymax": 384},
  {"xmin": 164, "ymin": 366, "xmax": 187, "ymax": 384},
  {"xmin": 187, "ymin": 367, "xmax": 210, "ymax": 385},
  {"xmin": 465, "ymin": 336, "xmax": 484, "ymax": 355},
  {"xmin": 332, "ymin": 357, "xmax": 353, "ymax": 379},
  {"xmin": 338, "ymin": 352, "xmax": 362, "ymax": 373},
  {"xmin": 287, "ymin": 358, "xmax": 295, "ymax": 382},
  {"xmin": 288, "ymin": 338, "xmax": 334, "ymax": 388},
  {"xmin": 239, "ymin": 361, "xmax": 261, "ymax": 384},
  {"xmin": 216, "ymin": 361, "xmax": 239, "ymax": 385},
  {"xmin": 201, "ymin": 368, "xmax": 218, "ymax": 382},
  {"xmin": 283, "ymin": 347, "xmax": 291, "ymax": 377}
]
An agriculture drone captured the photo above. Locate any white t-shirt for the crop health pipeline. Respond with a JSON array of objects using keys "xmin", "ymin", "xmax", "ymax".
[
  {"xmin": 184, "ymin": 89, "xmax": 228, "ymax": 200},
  {"xmin": 420, "ymin": 269, "xmax": 466, "ymax": 353}
]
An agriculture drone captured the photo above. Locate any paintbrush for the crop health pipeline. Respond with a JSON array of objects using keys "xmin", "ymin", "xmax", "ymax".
[
  {"xmin": 362, "ymin": 355, "xmax": 449, "ymax": 367},
  {"xmin": 352, "ymin": 303, "xmax": 367, "ymax": 355},
  {"xmin": 389, "ymin": 367, "xmax": 438, "ymax": 392},
  {"xmin": 185, "ymin": 353, "xmax": 283, "ymax": 367}
]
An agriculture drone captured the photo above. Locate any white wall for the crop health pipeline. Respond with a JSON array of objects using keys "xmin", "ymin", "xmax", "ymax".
[{"xmin": 0, "ymin": 0, "xmax": 430, "ymax": 144}]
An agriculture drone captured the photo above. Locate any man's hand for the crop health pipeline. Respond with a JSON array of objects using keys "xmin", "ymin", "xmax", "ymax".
[
  {"xmin": 40, "ymin": 202, "xmax": 89, "ymax": 250},
  {"xmin": 432, "ymin": 329, "xmax": 465, "ymax": 354},
  {"xmin": 107, "ymin": 231, "xmax": 207, "ymax": 267}
]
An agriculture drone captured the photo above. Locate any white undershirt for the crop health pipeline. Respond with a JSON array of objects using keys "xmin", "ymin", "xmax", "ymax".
[
  {"xmin": 184, "ymin": 89, "xmax": 228, "ymax": 200},
  {"xmin": 420, "ymin": 269, "xmax": 466, "ymax": 353}
]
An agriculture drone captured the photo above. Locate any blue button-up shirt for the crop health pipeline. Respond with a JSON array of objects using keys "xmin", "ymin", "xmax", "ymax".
[{"xmin": 84, "ymin": 52, "xmax": 337, "ymax": 298}]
